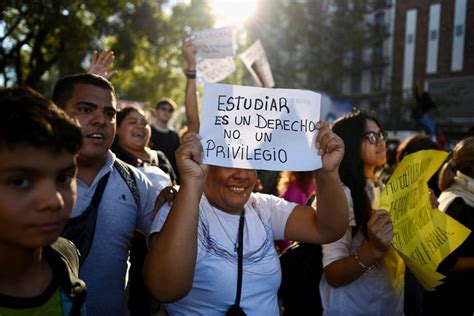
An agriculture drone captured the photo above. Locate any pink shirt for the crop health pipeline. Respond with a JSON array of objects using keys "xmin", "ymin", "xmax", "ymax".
[{"xmin": 281, "ymin": 182, "xmax": 315, "ymax": 205}]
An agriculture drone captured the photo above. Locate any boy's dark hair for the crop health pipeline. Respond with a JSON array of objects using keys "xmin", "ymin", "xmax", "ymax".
[
  {"xmin": 0, "ymin": 86, "xmax": 82, "ymax": 153},
  {"xmin": 52, "ymin": 73, "xmax": 115, "ymax": 108}
]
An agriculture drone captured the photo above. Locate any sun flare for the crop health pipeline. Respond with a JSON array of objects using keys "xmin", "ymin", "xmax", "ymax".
[{"xmin": 209, "ymin": 0, "xmax": 259, "ymax": 27}]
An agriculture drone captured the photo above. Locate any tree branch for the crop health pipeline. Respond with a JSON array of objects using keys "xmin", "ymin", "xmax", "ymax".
[{"xmin": 0, "ymin": 13, "xmax": 24, "ymax": 42}]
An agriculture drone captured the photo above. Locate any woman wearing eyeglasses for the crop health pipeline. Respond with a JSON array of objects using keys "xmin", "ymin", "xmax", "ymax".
[{"xmin": 318, "ymin": 110, "xmax": 404, "ymax": 316}]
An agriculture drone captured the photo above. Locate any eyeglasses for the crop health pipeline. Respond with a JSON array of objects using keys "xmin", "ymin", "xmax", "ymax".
[
  {"xmin": 159, "ymin": 107, "xmax": 174, "ymax": 113},
  {"xmin": 365, "ymin": 131, "xmax": 387, "ymax": 144}
]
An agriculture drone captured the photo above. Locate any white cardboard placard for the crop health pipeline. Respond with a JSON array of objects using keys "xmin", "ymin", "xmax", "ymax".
[{"xmin": 200, "ymin": 83, "xmax": 322, "ymax": 171}]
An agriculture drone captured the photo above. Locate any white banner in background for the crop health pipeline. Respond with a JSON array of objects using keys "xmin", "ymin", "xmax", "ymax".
[
  {"xmin": 197, "ymin": 57, "xmax": 236, "ymax": 83},
  {"xmin": 240, "ymin": 40, "xmax": 275, "ymax": 88},
  {"xmin": 199, "ymin": 83, "xmax": 321, "ymax": 171},
  {"xmin": 191, "ymin": 27, "xmax": 235, "ymax": 59}
]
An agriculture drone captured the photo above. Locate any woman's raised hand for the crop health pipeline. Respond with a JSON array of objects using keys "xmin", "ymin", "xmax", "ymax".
[
  {"xmin": 315, "ymin": 120, "xmax": 344, "ymax": 174},
  {"xmin": 182, "ymin": 36, "xmax": 197, "ymax": 69},
  {"xmin": 176, "ymin": 132, "xmax": 208, "ymax": 185},
  {"xmin": 89, "ymin": 50, "xmax": 117, "ymax": 79}
]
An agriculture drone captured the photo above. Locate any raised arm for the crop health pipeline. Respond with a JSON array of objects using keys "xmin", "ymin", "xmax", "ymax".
[
  {"xmin": 284, "ymin": 121, "xmax": 349, "ymax": 244},
  {"xmin": 182, "ymin": 36, "xmax": 200, "ymax": 133},
  {"xmin": 88, "ymin": 50, "xmax": 117, "ymax": 79},
  {"xmin": 144, "ymin": 133, "xmax": 208, "ymax": 302}
]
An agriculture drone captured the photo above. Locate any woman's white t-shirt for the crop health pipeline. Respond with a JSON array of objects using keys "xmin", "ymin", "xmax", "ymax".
[
  {"xmin": 319, "ymin": 185, "xmax": 404, "ymax": 316},
  {"xmin": 149, "ymin": 192, "xmax": 297, "ymax": 315}
]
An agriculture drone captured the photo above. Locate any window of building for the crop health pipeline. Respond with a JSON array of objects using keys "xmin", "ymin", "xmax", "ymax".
[
  {"xmin": 375, "ymin": 12, "xmax": 385, "ymax": 33},
  {"xmin": 351, "ymin": 72, "xmax": 361, "ymax": 94},
  {"xmin": 371, "ymin": 68, "xmax": 383, "ymax": 91},
  {"xmin": 426, "ymin": 3, "xmax": 440, "ymax": 74},
  {"xmin": 451, "ymin": 0, "xmax": 467, "ymax": 71},
  {"xmin": 373, "ymin": 44, "xmax": 383, "ymax": 61},
  {"xmin": 403, "ymin": 9, "xmax": 417, "ymax": 90}
]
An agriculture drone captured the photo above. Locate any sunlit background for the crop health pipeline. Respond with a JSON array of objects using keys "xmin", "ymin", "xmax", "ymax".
[
  {"xmin": 208, "ymin": 0, "xmax": 259, "ymax": 27},
  {"xmin": 1, "ymin": 0, "xmax": 472, "ymax": 143}
]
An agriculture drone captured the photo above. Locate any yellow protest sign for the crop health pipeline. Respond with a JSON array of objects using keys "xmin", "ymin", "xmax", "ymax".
[
  {"xmin": 380, "ymin": 150, "xmax": 471, "ymax": 290},
  {"xmin": 398, "ymin": 252, "xmax": 444, "ymax": 291}
]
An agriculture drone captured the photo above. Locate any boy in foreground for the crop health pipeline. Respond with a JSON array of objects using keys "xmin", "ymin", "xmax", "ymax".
[{"xmin": 0, "ymin": 87, "xmax": 86, "ymax": 315}]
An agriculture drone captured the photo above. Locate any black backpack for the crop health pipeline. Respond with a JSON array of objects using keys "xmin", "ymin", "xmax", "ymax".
[
  {"xmin": 61, "ymin": 159, "xmax": 140, "ymax": 266},
  {"xmin": 47, "ymin": 237, "xmax": 87, "ymax": 316}
]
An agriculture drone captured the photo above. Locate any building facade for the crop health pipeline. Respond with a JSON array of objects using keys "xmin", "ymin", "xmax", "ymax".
[{"xmin": 392, "ymin": 0, "xmax": 474, "ymax": 140}]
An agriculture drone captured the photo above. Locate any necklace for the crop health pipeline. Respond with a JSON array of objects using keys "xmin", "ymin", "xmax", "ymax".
[{"xmin": 211, "ymin": 207, "xmax": 242, "ymax": 252}]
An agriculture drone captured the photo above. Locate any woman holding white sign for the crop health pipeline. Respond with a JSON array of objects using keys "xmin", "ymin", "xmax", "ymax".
[
  {"xmin": 319, "ymin": 110, "xmax": 404, "ymax": 316},
  {"xmin": 143, "ymin": 37, "xmax": 349, "ymax": 315}
]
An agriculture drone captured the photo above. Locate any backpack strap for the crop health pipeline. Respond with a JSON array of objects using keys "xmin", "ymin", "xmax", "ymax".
[
  {"xmin": 114, "ymin": 158, "xmax": 140, "ymax": 206},
  {"xmin": 148, "ymin": 149, "xmax": 159, "ymax": 167},
  {"xmin": 48, "ymin": 238, "xmax": 87, "ymax": 316},
  {"xmin": 61, "ymin": 171, "xmax": 110, "ymax": 266}
]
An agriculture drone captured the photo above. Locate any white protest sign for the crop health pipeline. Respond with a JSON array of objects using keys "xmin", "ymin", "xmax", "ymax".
[
  {"xmin": 200, "ymin": 83, "xmax": 321, "ymax": 171},
  {"xmin": 191, "ymin": 27, "xmax": 235, "ymax": 59},
  {"xmin": 197, "ymin": 57, "xmax": 236, "ymax": 83},
  {"xmin": 240, "ymin": 40, "xmax": 275, "ymax": 88}
]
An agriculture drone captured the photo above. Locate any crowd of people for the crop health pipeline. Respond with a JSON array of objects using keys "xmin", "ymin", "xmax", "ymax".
[{"xmin": 0, "ymin": 35, "xmax": 473, "ymax": 316}]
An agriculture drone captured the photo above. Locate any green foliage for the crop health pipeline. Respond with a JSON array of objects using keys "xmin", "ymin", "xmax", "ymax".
[
  {"xmin": 246, "ymin": 0, "xmax": 381, "ymax": 98},
  {"xmin": 109, "ymin": 0, "xmax": 214, "ymax": 107},
  {"xmin": 0, "ymin": 0, "xmax": 384, "ymax": 113},
  {"xmin": 0, "ymin": 1, "xmax": 131, "ymax": 91},
  {"xmin": 0, "ymin": 0, "xmax": 214, "ymax": 107}
]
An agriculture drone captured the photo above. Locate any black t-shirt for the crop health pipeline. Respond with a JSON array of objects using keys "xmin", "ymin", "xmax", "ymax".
[
  {"xmin": 150, "ymin": 126, "xmax": 180, "ymax": 183},
  {"xmin": 423, "ymin": 197, "xmax": 474, "ymax": 315}
]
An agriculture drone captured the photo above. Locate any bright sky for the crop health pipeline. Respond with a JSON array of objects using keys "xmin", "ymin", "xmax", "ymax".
[
  {"xmin": 208, "ymin": 0, "xmax": 259, "ymax": 27},
  {"xmin": 163, "ymin": 0, "xmax": 259, "ymax": 28}
]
